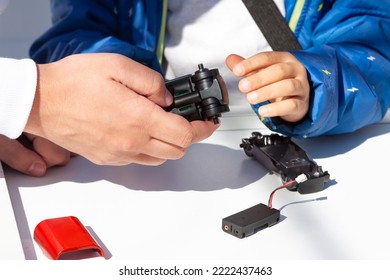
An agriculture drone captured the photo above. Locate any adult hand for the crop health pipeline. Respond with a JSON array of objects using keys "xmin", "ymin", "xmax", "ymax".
[
  {"xmin": 226, "ymin": 52, "xmax": 310, "ymax": 123},
  {"xmin": 25, "ymin": 53, "xmax": 218, "ymax": 166},
  {"xmin": 0, "ymin": 134, "xmax": 70, "ymax": 177}
]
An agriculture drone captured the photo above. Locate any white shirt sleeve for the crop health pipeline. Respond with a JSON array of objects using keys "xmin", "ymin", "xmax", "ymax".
[{"xmin": 0, "ymin": 57, "xmax": 37, "ymax": 139}]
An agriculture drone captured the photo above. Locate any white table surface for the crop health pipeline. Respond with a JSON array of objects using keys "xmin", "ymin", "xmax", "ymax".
[{"xmin": 2, "ymin": 113, "xmax": 390, "ymax": 261}]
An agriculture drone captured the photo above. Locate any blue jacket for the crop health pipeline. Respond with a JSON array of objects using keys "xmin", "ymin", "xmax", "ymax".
[{"xmin": 30, "ymin": 0, "xmax": 390, "ymax": 138}]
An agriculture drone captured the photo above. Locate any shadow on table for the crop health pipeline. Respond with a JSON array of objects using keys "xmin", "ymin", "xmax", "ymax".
[
  {"xmin": 5, "ymin": 142, "xmax": 267, "ymax": 192},
  {"xmin": 6, "ymin": 124, "xmax": 390, "ymax": 191},
  {"xmin": 293, "ymin": 124, "xmax": 390, "ymax": 159}
]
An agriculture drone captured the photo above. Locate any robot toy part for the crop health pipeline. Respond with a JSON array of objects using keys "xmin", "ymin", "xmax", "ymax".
[
  {"xmin": 165, "ymin": 64, "xmax": 230, "ymax": 124},
  {"xmin": 240, "ymin": 132, "xmax": 330, "ymax": 194}
]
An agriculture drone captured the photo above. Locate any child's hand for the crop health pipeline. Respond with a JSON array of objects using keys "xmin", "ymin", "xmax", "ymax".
[{"xmin": 226, "ymin": 52, "xmax": 310, "ymax": 123}]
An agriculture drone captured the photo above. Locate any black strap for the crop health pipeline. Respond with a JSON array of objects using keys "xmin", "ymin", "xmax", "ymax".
[{"xmin": 242, "ymin": 0, "xmax": 302, "ymax": 51}]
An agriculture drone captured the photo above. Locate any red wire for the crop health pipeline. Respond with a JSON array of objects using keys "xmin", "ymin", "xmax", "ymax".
[{"xmin": 268, "ymin": 180, "xmax": 297, "ymax": 208}]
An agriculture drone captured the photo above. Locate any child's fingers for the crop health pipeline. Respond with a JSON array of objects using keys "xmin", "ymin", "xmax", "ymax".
[
  {"xmin": 234, "ymin": 51, "xmax": 304, "ymax": 76},
  {"xmin": 235, "ymin": 52, "xmax": 286, "ymax": 75},
  {"xmin": 225, "ymin": 54, "xmax": 245, "ymax": 75},
  {"xmin": 257, "ymin": 98, "xmax": 308, "ymax": 123},
  {"xmin": 238, "ymin": 62, "xmax": 296, "ymax": 93},
  {"xmin": 246, "ymin": 78, "xmax": 306, "ymax": 105}
]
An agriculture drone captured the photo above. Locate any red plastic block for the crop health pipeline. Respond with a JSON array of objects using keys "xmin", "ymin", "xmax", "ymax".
[{"xmin": 34, "ymin": 216, "xmax": 104, "ymax": 260}]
